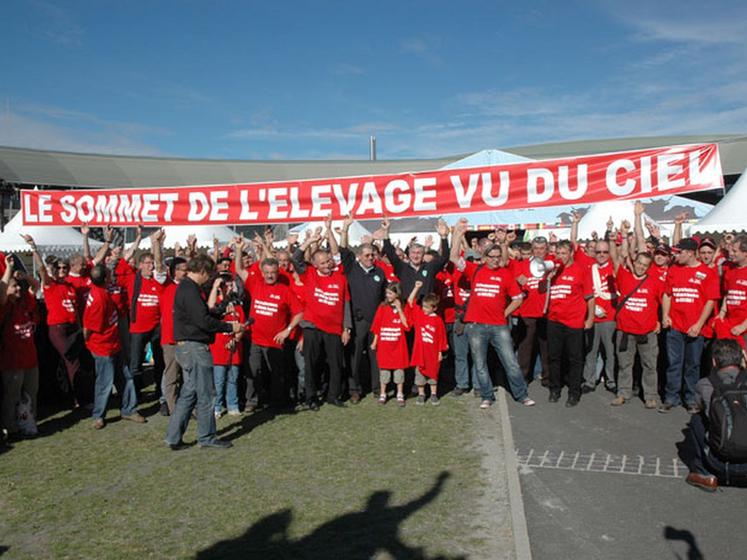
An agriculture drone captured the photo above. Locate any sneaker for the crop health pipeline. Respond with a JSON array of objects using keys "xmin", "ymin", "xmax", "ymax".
[
  {"xmin": 416, "ymin": 395, "xmax": 426, "ymax": 406},
  {"xmin": 397, "ymin": 394, "xmax": 406, "ymax": 407},
  {"xmin": 452, "ymin": 387, "xmax": 468, "ymax": 397},
  {"xmin": 548, "ymin": 391, "xmax": 561, "ymax": 403},
  {"xmin": 479, "ymin": 399, "xmax": 493, "ymax": 409},
  {"xmin": 199, "ymin": 439, "xmax": 233, "ymax": 450},
  {"xmin": 430, "ymin": 395, "xmax": 440, "ymax": 406},
  {"xmin": 227, "ymin": 409, "xmax": 242, "ymax": 417},
  {"xmin": 644, "ymin": 399, "xmax": 658, "ymax": 409},
  {"xmin": 121, "ymin": 413, "xmax": 146, "ymax": 424},
  {"xmin": 378, "ymin": 394, "xmax": 387, "ymax": 406},
  {"xmin": 93, "ymin": 418, "xmax": 105, "ymax": 430},
  {"xmin": 658, "ymin": 402, "xmax": 675, "ymax": 414},
  {"xmin": 214, "ymin": 410, "xmax": 223, "ymax": 420},
  {"xmin": 521, "ymin": 398, "xmax": 536, "ymax": 407},
  {"xmin": 610, "ymin": 395, "xmax": 626, "ymax": 406}
]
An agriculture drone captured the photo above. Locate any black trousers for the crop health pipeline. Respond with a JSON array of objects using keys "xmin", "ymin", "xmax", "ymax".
[
  {"xmin": 130, "ymin": 327, "xmax": 165, "ymax": 398},
  {"xmin": 514, "ymin": 316, "xmax": 549, "ymax": 382},
  {"xmin": 248, "ymin": 343, "xmax": 290, "ymax": 406},
  {"xmin": 348, "ymin": 318, "xmax": 380, "ymax": 395},
  {"xmin": 303, "ymin": 327, "xmax": 343, "ymax": 404},
  {"xmin": 547, "ymin": 320, "xmax": 584, "ymax": 398}
]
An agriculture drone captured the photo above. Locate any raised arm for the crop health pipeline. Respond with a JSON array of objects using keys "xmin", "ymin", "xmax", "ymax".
[
  {"xmin": 91, "ymin": 225, "xmax": 114, "ymax": 265},
  {"xmin": 340, "ymin": 213, "xmax": 354, "ymax": 249},
  {"xmin": 292, "ymin": 228, "xmax": 322, "ymax": 274},
  {"xmin": 0, "ymin": 257, "xmax": 14, "ymax": 306},
  {"xmin": 123, "ymin": 225, "xmax": 143, "ymax": 262},
  {"xmin": 324, "ymin": 216, "xmax": 340, "ymax": 257},
  {"xmin": 151, "ymin": 229, "xmax": 166, "ymax": 274},
  {"xmin": 408, "ymin": 280, "xmax": 423, "ymax": 306},
  {"xmin": 633, "ymin": 201, "xmax": 647, "ymax": 256},
  {"xmin": 672, "ymin": 212, "xmax": 687, "ymax": 247},
  {"xmin": 450, "ymin": 219, "xmax": 468, "ymax": 267},
  {"xmin": 81, "ymin": 223, "xmax": 92, "ymax": 261},
  {"xmin": 20, "ymin": 234, "xmax": 52, "ymax": 287},
  {"xmin": 570, "ymin": 210, "xmax": 581, "ymax": 246},
  {"xmin": 233, "ymin": 237, "xmax": 249, "ymax": 283},
  {"xmin": 433, "ymin": 219, "xmax": 451, "ymax": 270}
]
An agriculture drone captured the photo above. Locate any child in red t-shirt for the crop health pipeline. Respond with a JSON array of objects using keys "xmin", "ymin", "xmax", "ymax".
[
  {"xmin": 370, "ymin": 282, "xmax": 410, "ymax": 406},
  {"xmin": 408, "ymin": 281, "xmax": 449, "ymax": 406},
  {"xmin": 208, "ymin": 276, "xmax": 246, "ymax": 417}
]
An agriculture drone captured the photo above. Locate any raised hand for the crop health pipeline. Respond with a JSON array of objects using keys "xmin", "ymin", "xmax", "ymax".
[
  {"xmin": 80, "ymin": 222, "xmax": 90, "ymax": 236},
  {"xmin": 103, "ymin": 225, "xmax": 114, "ymax": 243},
  {"xmin": 436, "ymin": 219, "xmax": 449, "ymax": 238},
  {"xmin": 286, "ymin": 232, "xmax": 299, "ymax": 246},
  {"xmin": 342, "ymin": 213, "xmax": 354, "ymax": 229},
  {"xmin": 674, "ymin": 212, "xmax": 689, "ymax": 224},
  {"xmin": 571, "ymin": 209, "xmax": 582, "ymax": 224},
  {"xmin": 20, "ymin": 233, "xmax": 36, "ymax": 249},
  {"xmin": 634, "ymin": 200, "xmax": 644, "ymax": 216}
]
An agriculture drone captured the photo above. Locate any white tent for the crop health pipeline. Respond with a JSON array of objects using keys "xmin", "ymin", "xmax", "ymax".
[
  {"xmin": 576, "ymin": 200, "xmax": 658, "ymax": 240},
  {"xmin": 0, "ymin": 211, "xmax": 96, "ymax": 255},
  {"xmin": 139, "ymin": 225, "xmax": 238, "ymax": 249},
  {"xmin": 691, "ymin": 167, "xmax": 746, "ymax": 234}
]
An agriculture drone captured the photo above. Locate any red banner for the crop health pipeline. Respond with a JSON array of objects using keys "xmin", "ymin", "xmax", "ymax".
[{"xmin": 21, "ymin": 144, "xmax": 723, "ymax": 226}]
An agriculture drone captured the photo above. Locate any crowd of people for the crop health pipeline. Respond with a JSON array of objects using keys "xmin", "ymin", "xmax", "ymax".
[{"xmin": 1, "ymin": 205, "xmax": 745, "ymax": 486}]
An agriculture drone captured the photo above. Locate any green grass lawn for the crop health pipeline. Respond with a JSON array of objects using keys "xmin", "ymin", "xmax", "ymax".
[{"xmin": 0, "ymin": 390, "xmax": 514, "ymax": 559}]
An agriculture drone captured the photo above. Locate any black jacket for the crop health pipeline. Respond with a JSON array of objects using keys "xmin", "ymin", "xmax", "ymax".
[{"xmin": 173, "ymin": 277, "xmax": 233, "ymax": 344}]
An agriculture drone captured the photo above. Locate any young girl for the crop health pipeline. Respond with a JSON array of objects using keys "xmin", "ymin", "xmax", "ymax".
[
  {"xmin": 408, "ymin": 281, "xmax": 448, "ymax": 406},
  {"xmin": 370, "ymin": 282, "xmax": 410, "ymax": 406},
  {"xmin": 208, "ymin": 274, "xmax": 245, "ymax": 418}
]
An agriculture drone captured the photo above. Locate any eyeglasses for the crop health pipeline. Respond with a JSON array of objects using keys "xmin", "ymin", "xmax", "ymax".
[
  {"xmin": 56, "ymin": 265, "xmax": 69, "ymax": 270},
  {"xmin": 485, "ymin": 254, "xmax": 501, "ymax": 259},
  {"xmin": 597, "ymin": 250, "xmax": 609, "ymax": 254}
]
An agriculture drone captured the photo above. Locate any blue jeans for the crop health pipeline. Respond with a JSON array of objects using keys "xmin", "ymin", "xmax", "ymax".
[
  {"xmin": 467, "ymin": 323, "xmax": 528, "ymax": 402},
  {"xmin": 213, "ymin": 365, "xmax": 240, "ymax": 413},
  {"xmin": 665, "ymin": 329, "xmax": 705, "ymax": 406},
  {"xmin": 165, "ymin": 342, "xmax": 217, "ymax": 446},
  {"xmin": 92, "ymin": 352, "xmax": 137, "ymax": 419},
  {"xmin": 450, "ymin": 322, "xmax": 474, "ymax": 390}
]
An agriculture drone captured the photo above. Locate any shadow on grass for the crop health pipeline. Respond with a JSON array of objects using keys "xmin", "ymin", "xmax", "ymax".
[
  {"xmin": 196, "ymin": 471, "xmax": 465, "ymax": 560},
  {"xmin": 216, "ymin": 406, "xmax": 297, "ymax": 442}
]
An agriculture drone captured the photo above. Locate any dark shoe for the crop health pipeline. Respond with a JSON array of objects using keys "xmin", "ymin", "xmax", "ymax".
[
  {"xmin": 604, "ymin": 381, "xmax": 617, "ymax": 393},
  {"xmin": 685, "ymin": 472, "xmax": 718, "ymax": 492},
  {"xmin": 122, "ymin": 413, "xmax": 147, "ymax": 424},
  {"xmin": 686, "ymin": 404, "xmax": 701, "ymax": 414},
  {"xmin": 167, "ymin": 440, "xmax": 189, "ymax": 451},
  {"xmin": 308, "ymin": 400, "xmax": 320, "ymax": 412},
  {"xmin": 244, "ymin": 404, "xmax": 256, "ymax": 413},
  {"xmin": 452, "ymin": 387, "xmax": 468, "ymax": 397},
  {"xmin": 565, "ymin": 396, "xmax": 580, "ymax": 408},
  {"xmin": 349, "ymin": 392, "xmax": 361, "ymax": 405},
  {"xmin": 548, "ymin": 391, "xmax": 561, "ymax": 403},
  {"xmin": 658, "ymin": 402, "xmax": 675, "ymax": 414},
  {"xmin": 199, "ymin": 439, "xmax": 233, "ymax": 449},
  {"xmin": 326, "ymin": 398, "xmax": 347, "ymax": 408},
  {"xmin": 581, "ymin": 385, "xmax": 595, "ymax": 395},
  {"xmin": 540, "ymin": 377, "xmax": 549, "ymax": 387},
  {"xmin": 159, "ymin": 402, "xmax": 170, "ymax": 417}
]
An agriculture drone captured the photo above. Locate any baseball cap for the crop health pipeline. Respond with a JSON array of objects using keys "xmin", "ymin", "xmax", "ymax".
[{"xmin": 698, "ymin": 237, "xmax": 717, "ymax": 250}]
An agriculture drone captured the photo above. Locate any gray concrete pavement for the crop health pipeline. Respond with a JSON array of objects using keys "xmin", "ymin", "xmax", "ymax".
[{"xmin": 507, "ymin": 383, "xmax": 747, "ymax": 560}]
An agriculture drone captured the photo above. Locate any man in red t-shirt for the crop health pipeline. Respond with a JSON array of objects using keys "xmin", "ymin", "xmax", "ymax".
[
  {"xmin": 612, "ymin": 251, "xmax": 663, "ymax": 408},
  {"xmin": 450, "ymin": 222, "xmax": 534, "ymax": 408},
  {"xmin": 159, "ymin": 255, "xmax": 187, "ymax": 415},
  {"xmin": 512, "ymin": 236, "xmax": 553, "ymax": 387},
  {"xmin": 661, "ymin": 238, "xmax": 721, "ymax": 412},
  {"xmin": 717, "ymin": 235, "xmax": 747, "ymax": 349},
  {"xmin": 84, "ymin": 265, "xmax": 145, "ymax": 429},
  {"xmin": 126, "ymin": 241, "xmax": 166, "ymax": 399},
  {"xmin": 237, "ymin": 239, "xmax": 303, "ymax": 409},
  {"xmin": 291, "ymin": 224, "xmax": 351, "ymax": 410},
  {"xmin": 546, "ymin": 240, "xmax": 595, "ymax": 407}
]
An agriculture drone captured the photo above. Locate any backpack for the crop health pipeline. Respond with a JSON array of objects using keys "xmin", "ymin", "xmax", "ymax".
[{"xmin": 708, "ymin": 370, "xmax": 747, "ymax": 462}]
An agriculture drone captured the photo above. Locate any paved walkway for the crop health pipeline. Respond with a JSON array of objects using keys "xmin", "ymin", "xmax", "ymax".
[{"xmin": 507, "ymin": 383, "xmax": 747, "ymax": 560}]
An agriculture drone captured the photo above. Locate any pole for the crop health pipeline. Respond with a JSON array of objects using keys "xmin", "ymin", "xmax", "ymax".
[{"xmin": 369, "ymin": 136, "xmax": 377, "ymax": 161}]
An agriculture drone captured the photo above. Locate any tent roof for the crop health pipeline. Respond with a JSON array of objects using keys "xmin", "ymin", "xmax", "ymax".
[
  {"xmin": 1, "ymin": 134, "xmax": 744, "ymax": 189},
  {"xmin": 691, "ymin": 166, "xmax": 747, "ymax": 233},
  {"xmin": 138, "ymin": 225, "xmax": 237, "ymax": 250},
  {"xmin": 0, "ymin": 210, "xmax": 93, "ymax": 254}
]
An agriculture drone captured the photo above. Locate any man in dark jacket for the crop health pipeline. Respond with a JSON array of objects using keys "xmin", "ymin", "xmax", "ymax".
[
  {"xmin": 164, "ymin": 254, "xmax": 243, "ymax": 450},
  {"xmin": 684, "ymin": 339, "xmax": 747, "ymax": 491}
]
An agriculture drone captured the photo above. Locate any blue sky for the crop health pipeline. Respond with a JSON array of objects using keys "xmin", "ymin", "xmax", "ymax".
[{"xmin": 1, "ymin": 0, "xmax": 745, "ymax": 160}]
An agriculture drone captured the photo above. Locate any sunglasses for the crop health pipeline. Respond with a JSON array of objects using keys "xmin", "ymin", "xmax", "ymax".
[{"xmin": 56, "ymin": 265, "xmax": 69, "ymax": 270}]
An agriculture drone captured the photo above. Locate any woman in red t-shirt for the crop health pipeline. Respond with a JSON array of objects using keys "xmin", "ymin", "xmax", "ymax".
[
  {"xmin": 208, "ymin": 276, "xmax": 246, "ymax": 417},
  {"xmin": 1, "ymin": 265, "xmax": 41, "ymax": 437},
  {"xmin": 370, "ymin": 282, "xmax": 410, "ymax": 406},
  {"xmin": 21, "ymin": 234, "xmax": 86, "ymax": 408}
]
